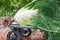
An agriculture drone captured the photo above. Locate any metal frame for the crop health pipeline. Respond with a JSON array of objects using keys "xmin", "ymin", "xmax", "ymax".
[{"xmin": 7, "ymin": 22, "xmax": 33, "ymax": 40}]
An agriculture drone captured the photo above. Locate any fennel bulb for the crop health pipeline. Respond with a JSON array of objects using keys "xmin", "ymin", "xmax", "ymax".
[{"xmin": 14, "ymin": 9, "xmax": 38, "ymax": 25}]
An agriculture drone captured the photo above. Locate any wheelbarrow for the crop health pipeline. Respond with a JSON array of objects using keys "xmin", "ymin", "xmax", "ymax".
[{"xmin": 7, "ymin": 22, "xmax": 34, "ymax": 40}]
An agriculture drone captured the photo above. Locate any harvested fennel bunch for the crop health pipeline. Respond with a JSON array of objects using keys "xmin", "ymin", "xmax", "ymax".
[{"xmin": 14, "ymin": 0, "xmax": 60, "ymax": 40}]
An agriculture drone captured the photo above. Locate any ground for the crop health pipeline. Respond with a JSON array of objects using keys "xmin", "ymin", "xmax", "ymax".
[
  {"xmin": 0, "ymin": 17, "xmax": 44, "ymax": 40},
  {"xmin": 0, "ymin": 28, "xmax": 44, "ymax": 40}
]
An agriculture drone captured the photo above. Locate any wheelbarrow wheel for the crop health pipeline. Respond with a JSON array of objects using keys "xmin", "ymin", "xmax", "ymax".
[
  {"xmin": 23, "ymin": 29, "xmax": 32, "ymax": 37},
  {"xmin": 7, "ymin": 31, "xmax": 21, "ymax": 40}
]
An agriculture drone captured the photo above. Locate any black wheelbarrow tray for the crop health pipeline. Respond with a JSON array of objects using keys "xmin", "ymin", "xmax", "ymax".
[{"xmin": 7, "ymin": 22, "xmax": 34, "ymax": 40}]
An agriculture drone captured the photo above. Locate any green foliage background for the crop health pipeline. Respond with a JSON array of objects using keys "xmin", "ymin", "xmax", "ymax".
[
  {"xmin": 28, "ymin": 0, "xmax": 60, "ymax": 40},
  {"xmin": 0, "ymin": 0, "xmax": 32, "ymax": 17}
]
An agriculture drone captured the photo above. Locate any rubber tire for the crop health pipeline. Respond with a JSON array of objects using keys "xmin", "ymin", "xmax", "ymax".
[{"xmin": 7, "ymin": 31, "xmax": 21, "ymax": 40}]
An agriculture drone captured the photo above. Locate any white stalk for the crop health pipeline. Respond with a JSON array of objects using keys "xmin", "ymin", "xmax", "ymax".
[
  {"xmin": 14, "ymin": 9, "xmax": 38, "ymax": 25},
  {"xmin": 14, "ymin": 0, "xmax": 38, "ymax": 25}
]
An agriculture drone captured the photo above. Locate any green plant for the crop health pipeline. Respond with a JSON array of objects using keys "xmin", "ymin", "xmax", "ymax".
[
  {"xmin": 0, "ymin": 0, "xmax": 32, "ymax": 17},
  {"xmin": 15, "ymin": 0, "xmax": 60, "ymax": 40}
]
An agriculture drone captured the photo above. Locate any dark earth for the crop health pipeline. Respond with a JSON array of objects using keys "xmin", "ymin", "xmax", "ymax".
[{"xmin": 0, "ymin": 17, "xmax": 44, "ymax": 40}]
